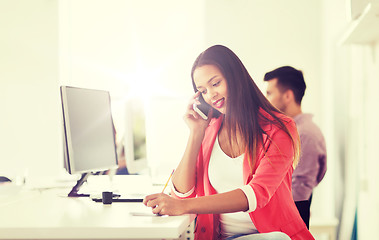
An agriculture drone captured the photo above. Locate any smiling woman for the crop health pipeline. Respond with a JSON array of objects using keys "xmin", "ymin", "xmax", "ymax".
[{"xmin": 143, "ymin": 45, "xmax": 313, "ymax": 240}]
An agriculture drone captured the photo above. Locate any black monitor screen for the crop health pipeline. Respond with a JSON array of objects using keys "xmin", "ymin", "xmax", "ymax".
[{"xmin": 61, "ymin": 86, "xmax": 118, "ymax": 174}]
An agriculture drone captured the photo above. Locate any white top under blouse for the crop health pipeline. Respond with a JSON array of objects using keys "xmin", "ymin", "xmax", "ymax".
[
  {"xmin": 208, "ymin": 136, "xmax": 258, "ymax": 237},
  {"xmin": 171, "ymin": 135, "xmax": 259, "ymax": 237}
]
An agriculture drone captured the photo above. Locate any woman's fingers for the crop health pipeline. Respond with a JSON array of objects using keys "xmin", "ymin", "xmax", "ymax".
[
  {"xmin": 187, "ymin": 109, "xmax": 199, "ymax": 120},
  {"xmin": 194, "ymin": 91, "xmax": 201, "ymax": 98},
  {"xmin": 145, "ymin": 198, "xmax": 159, "ymax": 208},
  {"xmin": 143, "ymin": 193, "xmax": 157, "ymax": 205},
  {"xmin": 143, "ymin": 193, "xmax": 183, "ymax": 216},
  {"xmin": 187, "ymin": 98, "xmax": 200, "ymax": 111},
  {"xmin": 187, "ymin": 91, "xmax": 202, "ymax": 109},
  {"xmin": 152, "ymin": 205, "xmax": 164, "ymax": 215},
  {"xmin": 143, "ymin": 193, "xmax": 166, "ymax": 208}
]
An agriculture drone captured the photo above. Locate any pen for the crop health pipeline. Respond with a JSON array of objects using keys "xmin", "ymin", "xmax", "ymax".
[{"xmin": 161, "ymin": 169, "xmax": 175, "ymax": 193}]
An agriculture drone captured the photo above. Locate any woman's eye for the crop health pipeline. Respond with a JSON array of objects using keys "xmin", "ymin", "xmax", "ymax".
[
  {"xmin": 213, "ymin": 81, "xmax": 220, "ymax": 87},
  {"xmin": 201, "ymin": 90, "xmax": 207, "ymax": 94}
]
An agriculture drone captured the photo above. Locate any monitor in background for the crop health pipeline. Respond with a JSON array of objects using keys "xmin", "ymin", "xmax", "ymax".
[
  {"xmin": 60, "ymin": 86, "xmax": 118, "ymax": 197},
  {"xmin": 123, "ymin": 98, "xmax": 148, "ymax": 174}
]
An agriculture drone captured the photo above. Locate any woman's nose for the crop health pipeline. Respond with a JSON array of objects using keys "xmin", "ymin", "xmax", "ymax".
[{"xmin": 207, "ymin": 89, "xmax": 217, "ymax": 100}]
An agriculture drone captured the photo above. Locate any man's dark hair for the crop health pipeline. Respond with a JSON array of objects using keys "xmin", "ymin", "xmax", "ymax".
[{"xmin": 264, "ymin": 66, "xmax": 306, "ymax": 105}]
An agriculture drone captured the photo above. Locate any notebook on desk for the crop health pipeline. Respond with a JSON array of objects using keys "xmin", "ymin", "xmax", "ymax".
[
  {"xmin": 90, "ymin": 192, "xmax": 146, "ymax": 203},
  {"xmin": 91, "ymin": 197, "xmax": 143, "ymax": 203}
]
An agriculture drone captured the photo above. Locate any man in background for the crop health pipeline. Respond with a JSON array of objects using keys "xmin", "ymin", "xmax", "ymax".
[{"xmin": 264, "ymin": 66, "xmax": 327, "ymax": 229}]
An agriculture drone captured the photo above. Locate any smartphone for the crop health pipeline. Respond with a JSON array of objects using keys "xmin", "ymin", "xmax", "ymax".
[{"xmin": 193, "ymin": 99, "xmax": 211, "ymax": 120}]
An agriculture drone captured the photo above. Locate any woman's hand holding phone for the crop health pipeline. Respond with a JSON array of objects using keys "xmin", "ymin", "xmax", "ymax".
[
  {"xmin": 184, "ymin": 92, "xmax": 212, "ymax": 133},
  {"xmin": 193, "ymin": 101, "xmax": 210, "ymax": 120}
]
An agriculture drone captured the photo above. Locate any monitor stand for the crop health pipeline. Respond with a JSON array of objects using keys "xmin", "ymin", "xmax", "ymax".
[{"xmin": 68, "ymin": 173, "xmax": 91, "ymax": 197}]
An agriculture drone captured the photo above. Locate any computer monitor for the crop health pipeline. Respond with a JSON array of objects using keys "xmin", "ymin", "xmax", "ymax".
[
  {"xmin": 123, "ymin": 98, "xmax": 148, "ymax": 174},
  {"xmin": 60, "ymin": 86, "xmax": 118, "ymax": 197}
]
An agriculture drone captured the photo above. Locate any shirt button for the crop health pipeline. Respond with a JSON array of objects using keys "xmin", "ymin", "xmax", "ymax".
[{"xmin": 201, "ymin": 227, "xmax": 206, "ymax": 232}]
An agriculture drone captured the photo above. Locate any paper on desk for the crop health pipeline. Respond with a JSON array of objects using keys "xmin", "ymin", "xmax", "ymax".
[
  {"xmin": 130, "ymin": 211, "xmax": 158, "ymax": 217},
  {"xmin": 129, "ymin": 206, "xmax": 164, "ymax": 217}
]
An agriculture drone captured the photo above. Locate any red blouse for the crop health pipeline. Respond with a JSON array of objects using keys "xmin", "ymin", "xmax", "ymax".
[{"xmin": 172, "ymin": 109, "xmax": 314, "ymax": 240}]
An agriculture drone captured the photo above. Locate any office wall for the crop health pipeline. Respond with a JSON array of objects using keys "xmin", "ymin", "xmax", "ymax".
[
  {"xmin": 58, "ymin": 0, "xmax": 206, "ymax": 182},
  {"xmin": 319, "ymin": 0, "xmax": 351, "ymax": 238},
  {"xmin": 0, "ymin": 0, "xmax": 61, "ymax": 180},
  {"xmin": 343, "ymin": 42, "xmax": 379, "ymax": 240},
  {"xmin": 321, "ymin": 0, "xmax": 379, "ymax": 239},
  {"xmin": 203, "ymin": 0, "xmax": 323, "ymax": 123},
  {"xmin": 58, "ymin": 0, "xmax": 206, "ymax": 95},
  {"xmin": 356, "ymin": 43, "xmax": 379, "ymax": 240}
]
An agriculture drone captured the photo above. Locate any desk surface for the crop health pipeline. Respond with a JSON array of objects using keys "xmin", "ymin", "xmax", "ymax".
[{"xmin": 0, "ymin": 183, "xmax": 193, "ymax": 240}]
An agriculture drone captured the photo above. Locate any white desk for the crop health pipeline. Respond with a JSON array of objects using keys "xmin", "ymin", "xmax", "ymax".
[{"xmin": 0, "ymin": 181, "xmax": 194, "ymax": 240}]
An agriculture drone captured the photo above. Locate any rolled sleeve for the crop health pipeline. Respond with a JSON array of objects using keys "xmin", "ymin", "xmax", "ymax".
[
  {"xmin": 170, "ymin": 181, "xmax": 195, "ymax": 198},
  {"xmin": 239, "ymin": 185, "xmax": 257, "ymax": 213}
]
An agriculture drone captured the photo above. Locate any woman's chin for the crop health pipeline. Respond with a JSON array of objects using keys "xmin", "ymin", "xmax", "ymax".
[{"xmin": 216, "ymin": 108, "xmax": 226, "ymax": 115}]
